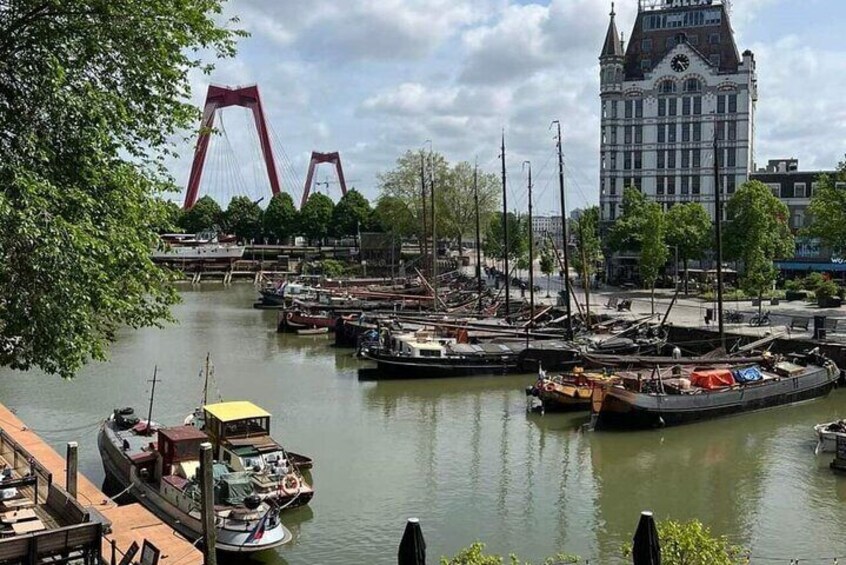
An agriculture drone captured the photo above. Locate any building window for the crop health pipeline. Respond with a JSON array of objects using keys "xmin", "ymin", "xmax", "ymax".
[
  {"xmin": 668, "ymin": 150, "xmax": 676, "ymax": 169},
  {"xmin": 726, "ymin": 147, "xmax": 736, "ymax": 168},
  {"xmin": 657, "ymin": 124, "xmax": 665, "ymax": 144},
  {"xmin": 767, "ymin": 183, "xmax": 781, "ymax": 198},
  {"xmin": 726, "ymin": 176, "xmax": 736, "ymax": 194},
  {"xmin": 684, "ymin": 79, "xmax": 701, "ymax": 93},
  {"xmin": 710, "ymin": 54, "xmax": 721, "ymax": 67},
  {"xmin": 657, "ymin": 151, "xmax": 665, "ymax": 169},
  {"xmin": 634, "ymin": 151, "xmax": 642, "ymax": 170},
  {"xmin": 625, "ymin": 100, "xmax": 633, "ymax": 118},
  {"xmin": 610, "ymin": 203, "xmax": 617, "ymax": 221},
  {"xmin": 668, "ymin": 98, "xmax": 677, "ymax": 116},
  {"xmin": 693, "ymin": 122, "xmax": 702, "ymax": 141},
  {"xmin": 641, "ymin": 59, "xmax": 652, "ymax": 72},
  {"xmin": 688, "ymin": 34, "xmax": 699, "ymax": 46},
  {"xmin": 836, "ymin": 182, "xmax": 846, "ymax": 190},
  {"xmin": 811, "ymin": 181, "xmax": 820, "ymax": 196},
  {"xmin": 794, "ymin": 182, "xmax": 807, "ymax": 198},
  {"xmin": 681, "ymin": 176, "xmax": 691, "ymax": 195},
  {"xmin": 693, "ymin": 96, "xmax": 702, "ymax": 115},
  {"xmin": 657, "ymin": 177, "xmax": 665, "ymax": 195},
  {"xmin": 667, "ymin": 175, "xmax": 676, "ymax": 195},
  {"xmin": 635, "ymin": 99, "xmax": 643, "ymax": 118},
  {"xmin": 682, "ymin": 97, "xmax": 691, "ymax": 115},
  {"xmin": 682, "ymin": 150, "xmax": 690, "ymax": 169},
  {"xmin": 635, "ymin": 125, "xmax": 643, "ymax": 144},
  {"xmin": 667, "ymin": 124, "xmax": 676, "ymax": 143},
  {"xmin": 709, "ymin": 33, "xmax": 721, "ymax": 45},
  {"xmin": 659, "ymin": 80, "xmax": 677, "ymax": 94},
  {"xmin": 692, "ymin": 175, "xmax": 701, "ymax": 195},
  {"xmin": 642, "ymin": 38, "xmax": 652, "ymax": 52},
  {"xmin": 717, "ymin": 95, "xmax": 726, "ymax": 114},
  {"xmin": 693, "ymin": 149, "xmax": 701, "ymax": 168},
  {"xmin": 624, "ymin": 126, "xmax": 632, "ymax": 145},
  {"xmin": 728, "ymin": 120, "xmax": 737, "ymax": 141},
  {"xmin": 611, "ymin": 127, "xmax": 617, "ymax": 144},
  {"xmin": 658, "ymin": 98, "xmax": 666, "ymax": 117},
  {"xmin": 610, "ymin": 153, "xmax": 617, "ymax": 170},
  {"xmin": 682, "ymin": 123, "xmax": 691, "ymax": 142},
  {"xmin": 793, "ymin": 210, "xmax": 804, "ymax": 229},
  {"xmin": 608, "ymin": 178, "xmax": 615, "ymax": 195},
  {"xmin": 728, "ymin": 94, "xmax": 737, "ymax": 113},
  {"xmin": 716, "ymin": 121, "xmax": 725, "ymax": 140},
  {"xmin": 624, "ymin": 152, "xmax": 632, "ymax": 170},
  {"xmin": 602, "ymin": 102, "xmax": 608, "ymax": 119},
  {"xmin": 612, "ymin": 101, "xmax": 619, "ymax": 118}
]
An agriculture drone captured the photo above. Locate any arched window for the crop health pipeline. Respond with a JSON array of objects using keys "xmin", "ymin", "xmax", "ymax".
[
  {"xmin": 659, "ymin": 79, "xmax": 677, "ymax": 94},
  {"xmin": 684, "ymin": 78, "xmax": 702, "ymax": 92}
]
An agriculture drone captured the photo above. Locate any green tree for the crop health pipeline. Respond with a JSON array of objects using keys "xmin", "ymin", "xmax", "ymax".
[
  {"xmin": 299, "ymin": 193, "xmax": 335, "ymax": 244},
  {"xmin": 624, "ymin": 519, "xmax": 746, "ymax": 565},
  {"xmin": 331, "ymin": 189, "xmax": 372, "ymax": 238},
  {"xmin": 572, "ymin": 207, "xmax": 602, "ymax": 324},
  {"xmin": 438, "ymin": 161, "xmax": 500, "ymax": 251},
  {"xmin": 179, "ymin": 195, "xmax": 223, "ymax": 234},
  {"xmin": 372, "ymin": 196, "xmax": 415, "ymax": 236},
  {"xmin": 724, "ymin": 180, "xmax": 794, "ymax": 313},
  {"xmin": 224, "ymin": 196, "xmax": 262, "ymax": 242},
  {"xmin": 263, "ymin": 192, "xmax": 298, "ymax": 243},
  {"xmin": 151, "ymin": 199, "xmax": 184, "ymax": 234},
  {"xmin": 607, "ymin": 187, "xmax": 650, "ymax": 253},
  {"xmin": 539, "ymin": 244, "xmax": 556, "ymax": 298},
  {"xmin": 806, "ymin": 159, "xmax": 846, "ymax": 249},
  {"xmin": 482, "ymin": 212, "xmax": 528, "ymax": 275},
  {"xmin": 440, "ymin": 542, "xmax": 579, "ymax": 565},
  {"xmin": 0, "ymin": 0, "xmax": 240, "ymax": 377},
  {"xmin": 665, "ymin": 202, "xmax": 712, "ymax": 295},
  {"xmin": 640, "ymin": 202, "xmax": 669, "ymax": 314}
]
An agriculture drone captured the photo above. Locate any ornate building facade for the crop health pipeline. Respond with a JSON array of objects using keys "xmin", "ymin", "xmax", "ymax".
[{"xmin": 599, "ymin": 0, "xmax": 757, "ymax": 225}]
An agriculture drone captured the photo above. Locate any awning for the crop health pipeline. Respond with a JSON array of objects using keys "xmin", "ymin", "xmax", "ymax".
[{"xmin": 775, "ymin": 262, "xmax": 846, "ymax": 272}]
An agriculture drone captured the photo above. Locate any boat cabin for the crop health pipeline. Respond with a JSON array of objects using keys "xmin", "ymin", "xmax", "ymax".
[
  {"xmin": 157, "ymin": 425, "xmax": 207, "ymax": 479},
  {"xmin": 389, "ymin": 331, "xmax": 457, "ymax": 359},
  {"xmin": 202, "ymin": 402, "xmax": 289, "ymax": 475}
]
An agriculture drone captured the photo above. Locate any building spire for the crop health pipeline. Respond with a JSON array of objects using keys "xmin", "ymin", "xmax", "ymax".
[{"xmin": 600, "ymin": 2, "xmax": 624, "ymax": 59}]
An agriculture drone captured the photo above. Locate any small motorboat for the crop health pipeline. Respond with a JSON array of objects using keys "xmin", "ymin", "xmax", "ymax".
[
  {"xmin": 528, "ymin": 367, "xmax": 620, "ymax": 412},
  {"xmin": 815, "ymin": 420, "xmax": 846, "ymax": 454}
]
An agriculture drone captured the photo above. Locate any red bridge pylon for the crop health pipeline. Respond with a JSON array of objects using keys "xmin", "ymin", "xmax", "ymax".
[{"xmin": 301, "ymin": 152, "xmax": 348, "ymax": 208}]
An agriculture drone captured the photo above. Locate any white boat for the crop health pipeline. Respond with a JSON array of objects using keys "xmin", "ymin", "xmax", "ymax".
[
  {"xmin": 814, "ymin": 420, "xmax": 846, "ymax": 454},
  {"xmin": 97, "ymin": 407, "xmax": 291, "ymax": 553},
  {"xmin": 151, "ymin": 243, "xmax": 245, "ymax": 262}
]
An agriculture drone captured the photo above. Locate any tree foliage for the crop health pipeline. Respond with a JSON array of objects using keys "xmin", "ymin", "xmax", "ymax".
[
  {"xmin": 377, "ymin": 150, "xmax": 450, "ymax": 240},
  {"xmin": 572, "ymin": 207, "xmax": 602, "ymax": 323},
  {"xmin": 299, "ymin": 193, "xmax": 335, "ymax": 243},
  {"xmin": 0, "ymin": 0, "xmax": 241, "ymax": 377},
  {"xmin": 724, "ymin": 181, "xmax": 794, "ymax": 300},
  {"xmin": 440, "ymin": 542, "xmax": 579, "ymax": 565},
  {"xmin": 607, "ymin": 187, "xmax": 649, "ymax": 253},
  {"xmin": 224, "ymin": 196, "xmax": 262, "ymax": 242},
  {"xmin": 483, "ymin": 212, "xmax": 528, "ymax": 266},
  {"xmin": 151, "ymin": 199, "xmax": 184, "ymax": 234},
  {"xmin": 263, "ymin": 192, "xmax": 298, "ymax": 243},
  {"xmin": 624, "ymin": 519, "xmax": 746, "ymax": 565},
  {"xmin": 806, "ymin": 160, "xmax": 846, "ymax": 249},
  {"xmin": 665, "ymin": 202, "xmax": 711, "ymax": 294},
  {"xmin": 640, "ymin": 202, "xmax": 668, "ymax": 312},
  {"xmin": 331, "ymin": 189, "xmax": 372, "ymax": 237},
  {"xmin": 437, "ymin": 161, "xmax": 500, "ymax": 249},
  {"xmin": 372, "ymin": 196, "xmax": 415, "ymax": 236},
  {"xmin": 179, "ymin": 195, "xmax": 223, "ymax": 234}
]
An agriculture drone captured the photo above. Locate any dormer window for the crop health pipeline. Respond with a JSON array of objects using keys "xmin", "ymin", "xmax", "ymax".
[{"xmin": 659, "ymin": 80, "xmax": 677, "ymax": 94}]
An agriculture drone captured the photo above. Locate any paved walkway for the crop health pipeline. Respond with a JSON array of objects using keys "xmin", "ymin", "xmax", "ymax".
[{"xmin": 0, "ymin": 403, "xmax": 202, "ymax": 565}]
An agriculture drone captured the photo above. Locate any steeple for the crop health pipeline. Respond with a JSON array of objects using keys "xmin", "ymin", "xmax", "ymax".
[{"xmin": 600, "ymin": 3, "xmax": 624, "ymax": 59}]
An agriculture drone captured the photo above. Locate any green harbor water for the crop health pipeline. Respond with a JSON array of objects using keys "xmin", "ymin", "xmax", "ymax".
[{"xmin": 2, "ymin": 285, "xmax": 846, "ymax": 564}]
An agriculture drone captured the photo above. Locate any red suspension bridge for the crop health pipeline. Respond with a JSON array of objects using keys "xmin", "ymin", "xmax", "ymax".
[{"xmin": 182, "ymin": 84, "xmax": 350, "ymax": 209}]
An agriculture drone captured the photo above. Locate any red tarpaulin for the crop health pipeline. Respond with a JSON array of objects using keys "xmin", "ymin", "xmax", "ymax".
[{"xmin": 690, "ymin": 369, "xmax": 735, "ymax": 390}]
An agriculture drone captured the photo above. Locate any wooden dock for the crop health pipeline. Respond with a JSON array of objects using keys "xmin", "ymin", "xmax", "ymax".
[{"xmin": 0, "ymin": 403, "xmax": 203, "ymax": 565}]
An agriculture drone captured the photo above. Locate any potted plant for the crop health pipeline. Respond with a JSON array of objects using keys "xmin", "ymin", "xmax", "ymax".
[{"xmin": 816, "ymin": 279, "xmax": 842, "ymax": 308}]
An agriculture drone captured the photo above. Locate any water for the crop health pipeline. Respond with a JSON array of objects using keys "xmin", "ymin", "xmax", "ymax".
[{"xmin": 2, "ymin": 285, "xmax": 846, "ymax": 564}]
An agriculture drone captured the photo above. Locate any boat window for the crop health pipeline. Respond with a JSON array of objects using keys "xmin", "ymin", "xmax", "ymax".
[{"xmin": 419, "ymin": 350, "xmax": 441, "ymax": 358}]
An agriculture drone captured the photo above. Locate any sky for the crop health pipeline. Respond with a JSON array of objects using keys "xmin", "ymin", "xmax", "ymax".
[{"xmin": 168, "ymin": 0, "xmax": 846, "ymax": 216}]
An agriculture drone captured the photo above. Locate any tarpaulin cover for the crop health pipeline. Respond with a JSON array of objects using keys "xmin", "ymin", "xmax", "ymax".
[
  {"xmin": 732, "ymin": 366, "xmax": 763, "ymax": 384},
  {"xmin": 690, "ymin": 369, "xmax": 735, "ymax": 390}
]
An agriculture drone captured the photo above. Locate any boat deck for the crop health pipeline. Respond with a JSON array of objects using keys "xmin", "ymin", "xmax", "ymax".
[{"xmin": 0, "ymin": 403, "xmax": 203, "ymax": 564}]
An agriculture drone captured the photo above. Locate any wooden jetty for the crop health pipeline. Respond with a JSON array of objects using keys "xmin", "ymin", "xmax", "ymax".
[{"xmin": 0, "ymin": 403, "xmax": 202, "ymax": 565}]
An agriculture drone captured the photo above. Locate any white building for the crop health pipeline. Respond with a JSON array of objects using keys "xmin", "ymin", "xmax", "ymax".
[
  {"xmin": 531, "ymin": 215, "xmax": 563, "ymax": 242},
  {"xmin": 599, "ymin": 0, "xmax": 757, "ymax": 224}
]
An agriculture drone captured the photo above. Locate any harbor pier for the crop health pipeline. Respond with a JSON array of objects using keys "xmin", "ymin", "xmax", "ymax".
[{"xmin": 0, "ymin": 403, "xmax": 202, "ymax": 565}]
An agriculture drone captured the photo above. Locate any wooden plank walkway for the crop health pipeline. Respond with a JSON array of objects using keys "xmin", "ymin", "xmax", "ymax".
[{"xmin": 0, "ymin": 404, "xmax": 203, "ymax": 565}]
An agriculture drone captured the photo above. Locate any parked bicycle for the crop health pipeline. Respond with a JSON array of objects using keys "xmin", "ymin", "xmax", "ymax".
[{"xmin": 748, "ymin": 310, "xmax": 771, "ymax": 327}]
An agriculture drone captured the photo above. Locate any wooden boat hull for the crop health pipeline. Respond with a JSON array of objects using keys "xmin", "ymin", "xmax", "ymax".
[
  {"xmin": 297, "ymin": 327, "xmax": 329, "ymax": 335},
  {"xmin": 595, "ymin": 363, "xmax": 838, "ymax": 429},
  {"xmin": 287, "ymin": 451, "xmax": 314, "ymax": 471},
  {"xmin": 278, "ymin": 311, "xmax": 338, "ymax": 333},
  {"xmin": 362, "ymin": 350, "xmax": 522, "ymax": 378}
]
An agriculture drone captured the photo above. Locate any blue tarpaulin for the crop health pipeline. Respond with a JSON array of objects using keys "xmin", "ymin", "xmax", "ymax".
[{"xmin": 733, "ymin": 366, "xmax": 763, "ymax": 383}]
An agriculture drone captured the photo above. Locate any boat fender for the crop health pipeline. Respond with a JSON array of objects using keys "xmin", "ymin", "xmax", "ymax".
[
  {"xmin": 544, "ymin": 383, "xmax": 555, "ymax": 393},
  {"xmin": 282, "ymin": 475, "xmax": 299, "ymax": 494},
  {"xmin": 286, "ymin": 312, "xmax": 293, "ymax": 321},
  {"xmin": 244, "ymin": 495, "xmax": 262, "ymax": 510}
]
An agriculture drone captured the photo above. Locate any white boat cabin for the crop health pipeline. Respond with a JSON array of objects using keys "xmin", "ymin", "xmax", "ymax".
[{"xmin": 389, "ymin": 330, "xmax": 457, "ymax": 359}]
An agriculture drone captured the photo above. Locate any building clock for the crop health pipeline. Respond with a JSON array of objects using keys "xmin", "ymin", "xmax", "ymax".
[{"xmin": 671, "ymin": 54, "xmax": 690, "ymax": 72}]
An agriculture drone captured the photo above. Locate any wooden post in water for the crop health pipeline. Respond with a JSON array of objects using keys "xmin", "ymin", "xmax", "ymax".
[
  {"xmin": 65, "ymin": 442, "xmax": 78, "ymax": 499},
  {"xmin": 199, "ymin": 442, "xmax": 217, "ymax": 565}
]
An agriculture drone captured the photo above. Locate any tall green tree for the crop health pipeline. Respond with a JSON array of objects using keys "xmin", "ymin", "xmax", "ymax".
[
  {"xmin": 263, "ymin": 192, "xmax": 297, "ymax": 243},
  {"xmin": 572, "ymin": 207, "xmax": 603, "ymax": 324},
  {"xmin": 299, "ymin": 193, "xmax": 335, "ymax": 244},
  {"xmin": 539, "ymin": 243, "xmax": 556, "ymax": 298},
  {"xmin": 806, "ymin": 158, "xmax": 846, "ymax": 249},
  {"xmin": 331, "ymin": 189, "xmax": 372, "ymax": 238},
  {"xmin": 372, "ymin": 196, "xmax": 415, "ymax": 236},
  {"xmin": 151, "ymin": 199, "xmax": 184, "ymax": 234},
  {"xmin": 437, "ymin": 161, "xmax": 500, "ymax": 251},
  {"xmin": 724, "ymin": 180, "xmax": 794, "ymax": 311},
  {"xmin": 665, "ymin": 202, "xmax": 712, "ymax": 295},
  {"xmin": 224, "ymin": 196, "xmax": 262, "ymax": 242},
  {"xmin": 0, "ymin": 0, "xmax": 240, "ymax": 377},
  {"xmin": 607, "ymin": 187, "xmax": 650, "ymax": 253},
  {"xmin": 640, "ymin": 202, "xmax": 669, "ymax": 314},
  {"xmin": 482, "ymin": 212, "xmax": 528, "ymax": 273},
  {"xmin": 179, "ymin": 195, "xmax": 223, "ymax": 234}
]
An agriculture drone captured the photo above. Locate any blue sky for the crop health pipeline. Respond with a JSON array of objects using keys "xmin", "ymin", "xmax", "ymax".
[{"xmin": 168, "ymin": 0, "xmax": 846, "ymax": 215}]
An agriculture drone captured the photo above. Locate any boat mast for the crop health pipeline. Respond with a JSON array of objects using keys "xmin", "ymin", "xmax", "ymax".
[
  {"xmin": 713, "ymin": 124, "xmax": 726, "ymax": 351},
  {"xmin": 474, "ymin": 160, "xmax": 483, "ymax": 314},
  {"xmin": 501, "ymin": 131, "xmax": 511, "ymax": 318},
  {"xmin": 146, "ymin": 366, "xmax": 158, "ymax": 434},
  {"xmin": 524, "ymin": 160, "xmax": 535, "ymax": 326},
  {"xmin": 430, "ymin": 147, "xmax": 438, "ymax": 312},
  {"xmin": 420, "ymin": 153, "xmax": 428, "ymax": 278},
  {"xmin": 202, "ymin": 353, "xmax": 210, "ymax": 407},
  {"xmin": 553, "ymin": 121, "xmax": 573, "ymax": 340}
]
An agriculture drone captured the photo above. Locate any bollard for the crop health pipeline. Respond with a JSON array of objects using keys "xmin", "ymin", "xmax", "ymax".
[
  {"xmin": 66, "ymin": 442, "xmax": 78, "ymax": 499},
  {"xmin": 199, "ymin": 442, "xmax": 217, "ymax": 565}
]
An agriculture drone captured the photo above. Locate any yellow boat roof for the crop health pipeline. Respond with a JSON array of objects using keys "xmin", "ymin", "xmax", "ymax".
[{"xmin": 203, "ymin": 401, "xmax": 270, "ymax": 423}]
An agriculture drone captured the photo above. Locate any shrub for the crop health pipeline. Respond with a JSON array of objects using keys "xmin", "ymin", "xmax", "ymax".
[
  {"xmin": 804, "ymin": 272, "xmax": 826, "ymax": 292},
  {"xmin": 784, "ymin": 279, "xmax": 802, "ymax": 291},
  {"xmin": 815, "ymin": 279, "xmax": 840, "ymax": 301},
  {"xmin": 439, "ymin": 543, "xmax": 579, "ymax": 565},
  {"xmin": 622, "ymin": 519, "xmax": 746, "ymax": 565}
]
